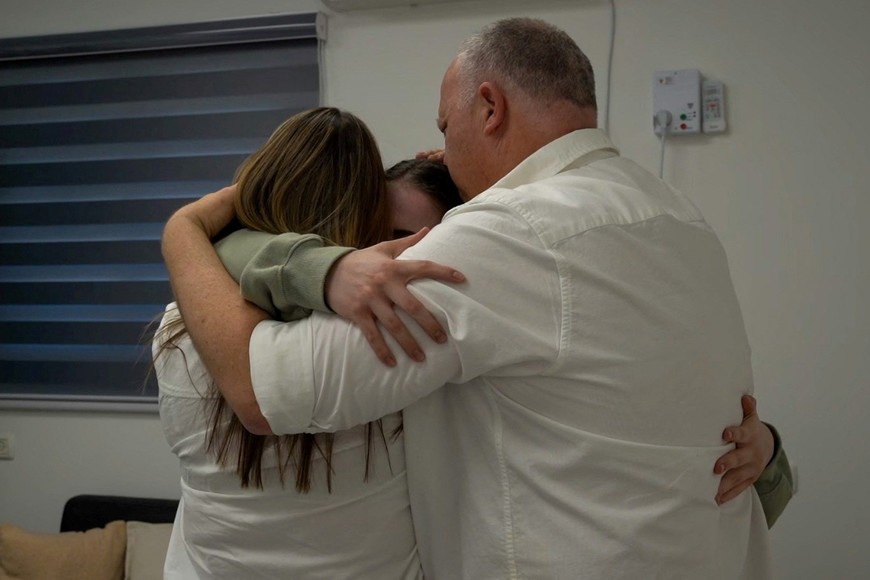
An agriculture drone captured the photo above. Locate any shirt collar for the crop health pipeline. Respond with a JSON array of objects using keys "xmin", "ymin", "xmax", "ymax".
[{"xmin": 489, "ymin": 128, "xmax": 619, "ymax": 192}]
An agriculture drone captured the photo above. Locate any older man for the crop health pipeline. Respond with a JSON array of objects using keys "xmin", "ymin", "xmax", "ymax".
[{"xmin": 163, "ymin": 18, "xmax": 783, "ymax": 578}]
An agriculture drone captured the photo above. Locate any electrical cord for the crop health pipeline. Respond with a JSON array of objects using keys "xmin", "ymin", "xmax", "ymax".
[
  {"xmin": 658, "ymin": 126, "xmax": 667, "ymax": 179},
  {"xmin": 653, "ymin": 110, "xmax": 672, "ymax": 179},
  {"xmin": 603, "ymin": 0, "xmax": 616, "ymax": 134}
]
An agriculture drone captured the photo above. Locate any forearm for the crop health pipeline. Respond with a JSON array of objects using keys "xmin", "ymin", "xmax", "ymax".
[
  {"xmin": 250, "ymin": 304, "xmax": 459, "ymax": 433},
  {"xmin": 162, "ymin": 206, "xmax": 272, "ymax": 434},
  {"xmin": 230, "ymin": 231, "xmax": 354, "ymax": 320}
]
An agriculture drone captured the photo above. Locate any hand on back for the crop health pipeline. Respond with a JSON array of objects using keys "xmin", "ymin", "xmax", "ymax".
[
  {"xmin": 325, "ymin": 228, "xmax": 465, "ymax": 366},
  {"xmin": 714, "ymin": 395, "xmax": 775, "ymax": 504}
]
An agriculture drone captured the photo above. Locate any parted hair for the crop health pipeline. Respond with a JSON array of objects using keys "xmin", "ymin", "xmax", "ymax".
[
  {"xmin": 156, "ymin": 107, "xmax": 391, "ymax": 493},
  {"xmin": 457, "ymin": 17, "xmax": 597, "ymax": 110},
  {"xmin": 386, "ymin": 158, "xmax": 462, "ymax": 215}
]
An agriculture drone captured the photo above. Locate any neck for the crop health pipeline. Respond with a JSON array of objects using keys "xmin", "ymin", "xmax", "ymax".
[
  {"xmin": 492, "ymin": 101, "xmax": 597, "ymax": 184},
  {"xmin": 520, "ymin": 100, "xmax": 596, "ymax": 148}
]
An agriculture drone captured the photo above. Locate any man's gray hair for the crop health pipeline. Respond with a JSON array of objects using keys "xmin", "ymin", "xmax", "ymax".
[{"xmin": 456, "ymin": 18, "xmax": 596, "ymax": 110}]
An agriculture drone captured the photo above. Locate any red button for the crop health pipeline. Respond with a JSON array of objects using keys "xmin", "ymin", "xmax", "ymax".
[{"xmin": 680, "ymin": 123, "xmax": 688, "ymax": 130}]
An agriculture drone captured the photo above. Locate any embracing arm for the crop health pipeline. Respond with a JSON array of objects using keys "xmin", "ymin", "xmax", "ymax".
[
  {"xmin": 161, "ymin": 187, "xmax": 272, "ymax": 435},
  {"xmin": 163, "ymin": 188, "xmax": 466, "ymax": 433},
  {"xmin": 225, "ymin": 228, "xmax": 465, "ymax": 365},
  {"xmin": 248, "ymin": 204, "xmax": 560, "ymax": 433}
]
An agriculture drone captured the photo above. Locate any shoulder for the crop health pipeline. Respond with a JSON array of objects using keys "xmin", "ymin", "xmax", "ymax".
[{"xmin": 476, "ymin": 159, "xmax": 706, "ymax": 245}]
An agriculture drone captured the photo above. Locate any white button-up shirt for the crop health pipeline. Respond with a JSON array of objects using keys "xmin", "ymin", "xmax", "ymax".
[
  {"xmin": 155, "ymin": 306, "xmax": 421, "ymax": 579},
  {"xmin": 250, "ymin": 129, "xmax": 771, "ymax": 579}
]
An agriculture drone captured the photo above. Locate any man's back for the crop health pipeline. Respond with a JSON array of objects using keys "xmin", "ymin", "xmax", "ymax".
[{"xmin": 401, "ymin": 129, "xmax": 771, "ymax": 578}]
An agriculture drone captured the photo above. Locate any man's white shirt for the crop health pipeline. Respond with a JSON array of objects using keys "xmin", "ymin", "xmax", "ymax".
[{"xmin": 250, "ymin": 129, "xmax": 772, "ymax": 579}]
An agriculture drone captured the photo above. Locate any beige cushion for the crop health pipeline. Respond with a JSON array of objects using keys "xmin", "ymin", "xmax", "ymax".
[
  {"xmin": 0, "ymin": 521, "xmax": 126, "ymax": 580},
  {"xmin": 124, "ymin": 522, "xmax": 172, "ymax": 580}
]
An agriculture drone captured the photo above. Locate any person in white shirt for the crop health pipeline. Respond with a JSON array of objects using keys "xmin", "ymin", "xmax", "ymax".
[
  {"xmin": 153, "ymin": 109, "xmax": 464, "ymax": 579},
  {"xmin": 163, "ymin": 18, "xmax": 779, "ymax": 578}
]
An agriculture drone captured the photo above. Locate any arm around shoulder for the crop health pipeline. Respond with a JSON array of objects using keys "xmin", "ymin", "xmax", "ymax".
[{"xmin": 161, "ymin": 190, "xmax": 273, "ymax": 435}]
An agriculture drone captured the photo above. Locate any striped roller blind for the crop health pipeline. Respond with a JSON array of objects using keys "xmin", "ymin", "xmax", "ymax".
[{"xmin": 0, "ymin": 13, "xmax": 323, "ymax": 410}]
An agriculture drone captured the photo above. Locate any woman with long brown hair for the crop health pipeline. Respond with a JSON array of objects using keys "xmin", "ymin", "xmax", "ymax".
[{"xmin": 153, "ymin": 108, "xmax": 461, "ymax": 579}]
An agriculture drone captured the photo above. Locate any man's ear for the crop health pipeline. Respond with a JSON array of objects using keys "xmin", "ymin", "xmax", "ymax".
[{"xmin": 478, "ymin": 81, "xmax": 506, "ymax": 136}]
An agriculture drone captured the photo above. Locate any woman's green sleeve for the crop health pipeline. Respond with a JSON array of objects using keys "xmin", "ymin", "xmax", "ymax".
[
  {"xmin": 215, "ymin": 229, "xmax": 354, "ymax": 322},
  {"xmin": 755, "ymin": 423, "xmax": 794, "ymax": 528}
]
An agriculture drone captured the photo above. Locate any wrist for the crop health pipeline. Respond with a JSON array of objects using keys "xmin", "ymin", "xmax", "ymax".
[{"xmin": 323, "ymin": 251, "xmax": 352, "ymax": 313}]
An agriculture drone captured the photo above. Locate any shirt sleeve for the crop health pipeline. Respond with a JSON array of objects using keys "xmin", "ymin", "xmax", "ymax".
[
  {"xmin": 754, "ymin": 423, "xmax": 794, "ymax": 528},
  {"xmin": 248, "ymin": 200, "xmax": 563, "ymax": 434},
  {"xmin": 215, "ymin": 229, "xmax": 275, "ymax": 283},
  {"xmin": 215, "ymin": 229, "xmax": 355, "ymax": 322}
]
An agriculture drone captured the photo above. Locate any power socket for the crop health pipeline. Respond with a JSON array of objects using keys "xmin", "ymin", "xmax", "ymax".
[
  {"xmin": 653, "ymin": 69, "xmax": 701, "ymax": 135},
  {"xmin": 0, "ymin": 434, "xmax": 14, "ymax": 460}
]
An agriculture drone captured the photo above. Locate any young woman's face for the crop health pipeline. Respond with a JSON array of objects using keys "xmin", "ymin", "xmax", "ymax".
[{"xmin": 388, "ymin": 179, "xmax": 446, "ymax": 239}]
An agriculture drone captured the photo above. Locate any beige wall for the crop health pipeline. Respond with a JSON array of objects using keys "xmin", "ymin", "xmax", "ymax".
[{"xmin": 2, "ymin": 0, "xmax": 868, "ymax": 577}]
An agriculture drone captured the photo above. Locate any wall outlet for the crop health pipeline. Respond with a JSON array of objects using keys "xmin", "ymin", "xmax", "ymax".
[
  {"xmin": 653, "ymin": 69, "xmax": 701, "ymax": 135},
  {"xmin": 0, "ymin": 434, "xmax": 14, "ymax": 460}
]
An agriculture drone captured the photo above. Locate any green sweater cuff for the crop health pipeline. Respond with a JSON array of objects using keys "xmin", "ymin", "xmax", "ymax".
[
  {"xmin": 215, "ymin": 229, "xmax": 353, "ymax": 321},
  {"xmin": 216, "ymin": 229, "xmax": 275, "ymax": 283},
  {"xmin": 754, "ymin": 422, "xmax": 794, "ymax": 528}
]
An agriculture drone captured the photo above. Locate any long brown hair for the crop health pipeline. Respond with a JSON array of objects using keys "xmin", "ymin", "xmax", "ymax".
[{"xmin": 156, "ymin": 108, "xmax": 391, "ymax": 492}]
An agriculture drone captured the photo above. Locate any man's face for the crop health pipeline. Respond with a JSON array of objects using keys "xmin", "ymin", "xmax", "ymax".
[{"xmin": 438, "ymin": 60, "xmax": 479, "ymax": 201}]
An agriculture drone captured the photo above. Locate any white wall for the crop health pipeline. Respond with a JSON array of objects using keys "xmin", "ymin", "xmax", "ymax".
[{"xmin": 1, "ymin": 0, "xmax": 868, "ymax": 577}]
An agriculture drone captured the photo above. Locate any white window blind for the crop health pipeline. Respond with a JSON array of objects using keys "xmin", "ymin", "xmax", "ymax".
[{"xmin": 0, "ymin": 13, "xmax": 323, "ymax": 410}]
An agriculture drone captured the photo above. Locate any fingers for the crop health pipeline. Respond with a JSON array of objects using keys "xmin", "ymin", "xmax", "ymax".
[
  {"xmin": 722, "ymin": 424, "xmax": 750, "ymax": 444},
  {"xmin": 382, "ymin": 229, "xmax": 466, "ymax": 282},
  {"xmin": 396, "ymin": 259, "xmax": 465, "ymax": 285},
  {"xmin": 716, "ymin": 472, "xmax": 755, "ymax": 505},
  {"xmin": 391, "ymin": 292, "xmax": 448, "ymax": 345},
  {"xmin": 370, "ymin": 301, "xmax": 426, "ymax": 363},
  {"xmin": 329, "ymin": 230, "xmax": 465, "ymax": 366},
  {"xmin": 714, "ymin": 394, "xmax": 773, "ymax": 506},
  {"xmin": 722, "ymin": 398, "xmax": 761, "ymax": 444},
  {"xmin": 364, "ymin": 276, "xmax": 452, "ymax": 362},
  {"xmin": 714, "ymin": 446, "xmax": 753, "ymax": 476},
  {"xmin": 386, "ymin": 261, "xmax": 463, "ymax": 344},
  {"xmin": 716, "ymin": 427, "xmax": 766, "ymax": 479},
  {"xmin": 383, "ymin": 227, "xmax": 429, "ymax": 257},
  {"xmin": 415, "ymin": 148, "xmax": 445, "ymax": 161},
  {"xmin": 716, "ymin": 433, "xmax": 760, "ymax": 505},
  {"xmin": 356, "ymin": 315, "xmax": 397, "ymax": 367}
]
